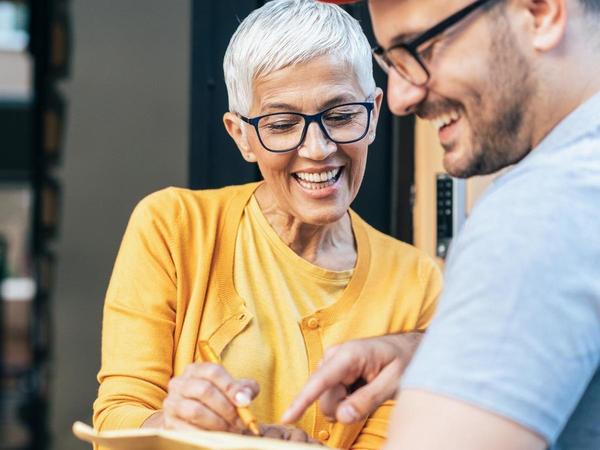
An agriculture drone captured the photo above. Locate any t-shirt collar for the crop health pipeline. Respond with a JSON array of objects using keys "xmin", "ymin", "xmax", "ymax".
[{"xmin": 535, "ymin": 88, "xmax": 600, "ymax": 155}]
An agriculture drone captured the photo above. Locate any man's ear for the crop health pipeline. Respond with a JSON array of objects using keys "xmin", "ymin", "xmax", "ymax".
[
  {"xmin": 223, "ymin": 112, "xmax": 258, "ymax": 162},
  {"xmin": 523, "ymin": 0, "xmax": 567, "ymax": 52}
]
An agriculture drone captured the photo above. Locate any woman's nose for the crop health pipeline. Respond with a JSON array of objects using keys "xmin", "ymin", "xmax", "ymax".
[
  {"xmin": 297, "ymin": 122, "xmax": 337, "ymax": 160},
  {"xmin": 387, "ymin": 69, "xmax": 428, "ymax": 116}
]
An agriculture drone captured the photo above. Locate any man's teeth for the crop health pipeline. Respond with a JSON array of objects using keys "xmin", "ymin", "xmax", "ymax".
[
  {"xmin": 431, "ymin": 110, "xmax": 460, "ymax": 130},
  {"xmin": 295, "ymin": 168, "xmax": 340, "ymax": 183}
]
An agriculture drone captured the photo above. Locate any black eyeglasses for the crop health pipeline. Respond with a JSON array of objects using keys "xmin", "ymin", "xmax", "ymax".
[
  {"xmin": 239, "ymin": 102, "xmax": 374, "ymax": 153},
  {"xmin": 372, "ymin": 0, "xmax": 496, "ymax": 86}
]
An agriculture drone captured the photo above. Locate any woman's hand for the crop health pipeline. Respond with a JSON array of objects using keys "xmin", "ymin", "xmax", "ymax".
[
  {"xmin": 259, "ymin": 424, "xmax": 322, "ymax": 445},
  {"xmin": 145, "ymin": 362, "xmax": 260, "ymax": 433}
]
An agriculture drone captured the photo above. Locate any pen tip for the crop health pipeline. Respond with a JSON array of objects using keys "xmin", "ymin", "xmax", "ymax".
[{"xmin": 249, "ymin": 422, "xmax": 261, "ymax": 436}]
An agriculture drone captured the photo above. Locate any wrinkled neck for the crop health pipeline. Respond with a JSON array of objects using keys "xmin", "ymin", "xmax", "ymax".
[{"xmin": 254, "ymin": 186, "xmax": 356, "ymax": 271}]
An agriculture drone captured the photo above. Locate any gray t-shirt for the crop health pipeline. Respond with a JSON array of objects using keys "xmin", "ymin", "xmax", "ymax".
[{"xmin": 402, "ymin": 91, "xmax": 600, "ymax": 449}]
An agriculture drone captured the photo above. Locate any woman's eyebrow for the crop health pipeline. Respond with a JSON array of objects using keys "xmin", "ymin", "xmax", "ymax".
[
  {"xmin": 261, "ymin": 101, "xmax": 298, "ymax": 112},
  {"xmin": 319, "ymin": 94, "xmax": 360, "ymax": 110},
  {"xmin": 261, "ymin": 95, "xmax": 360, "ymax": 114}
]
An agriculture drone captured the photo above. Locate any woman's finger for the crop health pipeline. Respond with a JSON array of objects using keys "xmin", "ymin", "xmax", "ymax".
[
  {"xmin": 166, "ymin": 396, "xmax": 234, "ymax": 432},
  {"xmin": 261, "ymin": 424, "xmax": 288, "ymax": 440},
  {"xmin": 259, "ymin": 424, "xmax": 316, "ymax": 443},
  {"xmin": 234, "ymin": 378, "xmax": 260, "ymax": 406},
  {"xmin": 189, "ymin": 364, "xmax": 259, "ymax": 406},
  {"xmin": 287, "ymin": 427, "xmax": 311, "ymax": 442},
  {"xmin": 178, "ymin": 377, "xmax": 240, "ymax": 428},
  {"xmin": 163, "ymin": 413, "xmax": 202, "ymax": 431}
]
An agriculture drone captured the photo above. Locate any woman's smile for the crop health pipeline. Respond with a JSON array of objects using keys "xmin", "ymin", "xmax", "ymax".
[{"xmin": 292, "ymin": 166, "xmax": 345, "ymax": 198}]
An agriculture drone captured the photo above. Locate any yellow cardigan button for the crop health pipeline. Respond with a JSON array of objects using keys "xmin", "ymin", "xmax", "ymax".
[
  {"xmin": 318, "ymin": 429, "xmax": 330, "ymax": 441},
  {"xmin": 307, "ymin": 317, "xmax": 319, "ymax": 329}
]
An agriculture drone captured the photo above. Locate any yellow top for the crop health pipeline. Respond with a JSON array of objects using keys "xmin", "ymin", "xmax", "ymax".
[
  {"xmin": 229, "ymin": 195, "xmax": 353, "ymax": 434},
  {"xmin": 198, "ymin": 341, "xmax": 260, "ymax": 436},
  {"xmin": 93, "ymin": 182, "xmax": 442, "ymax": 450}
]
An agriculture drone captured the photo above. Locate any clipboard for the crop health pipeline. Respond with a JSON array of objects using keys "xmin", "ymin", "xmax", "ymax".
[{"xmin": 73, "ymin": 421, "xmax": 328, "ymax": 450}]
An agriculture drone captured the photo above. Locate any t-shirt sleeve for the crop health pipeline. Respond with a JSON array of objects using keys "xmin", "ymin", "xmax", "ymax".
[
  {"xmin": 415, "ymin": 256, "xmax": 443, "ymax": 331},
  {"xmin": 401, "ymin": 169, "xmax": 600, "ymax": 444}
]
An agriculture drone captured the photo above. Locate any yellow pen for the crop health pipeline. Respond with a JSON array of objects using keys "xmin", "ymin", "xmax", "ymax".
[{"xmin": 198, "ymin": 341, "xmax": 261, "ymax": 436}]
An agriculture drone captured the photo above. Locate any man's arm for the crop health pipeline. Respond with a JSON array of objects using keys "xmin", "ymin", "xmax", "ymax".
[
  {"xmin": 384, "ymin": 389, "xmax": 546, "ymax": 450},
  {"xmin": 281, "ymin": 333, "xmax": 422, "ymax": 424}
]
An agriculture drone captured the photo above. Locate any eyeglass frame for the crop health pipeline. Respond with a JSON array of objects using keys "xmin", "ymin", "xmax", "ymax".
[
  {"xmin": 372, "ymin": 0, "xmax": 496, "ymax": 86},
  {"xmin": 239, "ymin": 101, "xmax": 375, "ymax": 153}
]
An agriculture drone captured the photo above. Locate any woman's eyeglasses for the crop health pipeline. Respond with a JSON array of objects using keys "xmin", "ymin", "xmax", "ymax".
[{"xmin": 239, "ymin": 102, "xmax": 374, "ymax": 153}]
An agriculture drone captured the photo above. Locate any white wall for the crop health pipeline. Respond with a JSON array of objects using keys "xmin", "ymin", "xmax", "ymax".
[{"xmin": 51, "ymin": 2, "xmax": 190, "ymax": 448}]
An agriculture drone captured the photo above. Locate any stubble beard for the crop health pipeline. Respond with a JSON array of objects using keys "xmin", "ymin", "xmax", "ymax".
[{"xmin": 447, "ymin": 12, "xmax": 536, "ymax": 178}]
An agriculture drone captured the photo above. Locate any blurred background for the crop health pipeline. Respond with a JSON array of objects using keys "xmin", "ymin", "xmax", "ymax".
[{"xmin": 1, "ymin": 1, "xmax": 484, "ymax": 449}]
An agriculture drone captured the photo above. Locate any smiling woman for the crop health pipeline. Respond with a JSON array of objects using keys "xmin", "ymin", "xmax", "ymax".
[
  {"xmin": 92, "ymin": 1, "xmax": 442, "ymax": 449},
  {"xmin": 224, "ymin": 55, "xmax": 379, "ymax": 232}
]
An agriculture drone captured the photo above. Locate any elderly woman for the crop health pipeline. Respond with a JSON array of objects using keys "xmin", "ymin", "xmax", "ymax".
[{"xmin": 93, "ymin": 1, "xmax": 441, "ymax": 449}]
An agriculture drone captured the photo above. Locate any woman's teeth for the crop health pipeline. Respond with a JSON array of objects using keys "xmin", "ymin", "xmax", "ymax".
[{"xmin": 294, "ymin": 168, "xmax": 341, "ymax": 190}]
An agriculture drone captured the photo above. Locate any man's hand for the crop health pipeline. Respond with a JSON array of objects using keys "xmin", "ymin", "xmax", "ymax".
[{"xmin": 281, "ymin": 333, "xmax": 422, "ymax": 425}]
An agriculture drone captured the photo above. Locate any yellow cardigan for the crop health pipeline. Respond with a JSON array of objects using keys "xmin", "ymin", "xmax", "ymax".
[{"xmin": 93, "ymin": 182, "xmax": 442, "ymax": 449}]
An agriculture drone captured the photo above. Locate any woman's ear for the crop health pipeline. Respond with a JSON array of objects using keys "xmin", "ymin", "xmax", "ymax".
[
  {"xmin": 223, "ymin": 112, "xmax": 258, "ymax": 162},
  {"xmin": 369, "ymin": 87, "xmax": 385, "ymax": 140}
]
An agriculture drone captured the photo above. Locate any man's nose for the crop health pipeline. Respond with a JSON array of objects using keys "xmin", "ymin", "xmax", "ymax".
[
  {"xmin": 387, "ymin": 69, "xmax": 428, "ymax": 116},
  {"xmin": 297, "ymin": 122, "xmax": 337, "ymax": 160}
]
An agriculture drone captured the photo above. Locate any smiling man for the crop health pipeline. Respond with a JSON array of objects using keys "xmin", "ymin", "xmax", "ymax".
[
  {"xmin": 371, "ymin": 0, "xmax": 542, "ymax": 180},
  {"xmin": 283, "ymin": 0, "xmax": 600, "ymax": 449}
]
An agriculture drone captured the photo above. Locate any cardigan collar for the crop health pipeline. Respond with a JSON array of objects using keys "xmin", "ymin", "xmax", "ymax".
[{"xmin": 215, "ymin": 182, "xmax": 372, "ymax": 328}]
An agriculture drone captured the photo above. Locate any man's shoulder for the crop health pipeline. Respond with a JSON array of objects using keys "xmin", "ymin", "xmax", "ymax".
[
  {"xmin": 483, "ymin": 114, "xmax": 600, "ymax": 209},
  {"xmin": 448, "ymin": 148, "xmax": 599, "ymax": 296},
  {"xmin": 463, "ymin": 133, "xmax": 600, "ymax": 249}
]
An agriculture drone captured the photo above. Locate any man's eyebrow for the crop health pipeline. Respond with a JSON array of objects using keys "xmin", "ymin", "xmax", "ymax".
[{"xmin": 389, "ymin": 31, "xmax": 422, "ymax": 46}]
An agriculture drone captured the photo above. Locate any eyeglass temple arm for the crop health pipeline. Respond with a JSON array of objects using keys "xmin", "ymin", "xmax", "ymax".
[{"xmin": 409, "ymin": 0, "xmax": 496, "ymax": 48}]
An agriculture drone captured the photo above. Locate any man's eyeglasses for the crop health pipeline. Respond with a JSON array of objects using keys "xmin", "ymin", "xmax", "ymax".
[
  {"xmin": 372, "ymin": 0, "xmax": 496, "ymax": 86},
  {"xmin": 239, "ymin": 102, "xmax": 374, "ymax": 153}
]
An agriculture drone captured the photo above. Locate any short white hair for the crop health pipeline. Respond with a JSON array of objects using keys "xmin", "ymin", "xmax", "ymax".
[{"xmin": 223, "ymin": 0, "xmax": 376, "ymax": 115}]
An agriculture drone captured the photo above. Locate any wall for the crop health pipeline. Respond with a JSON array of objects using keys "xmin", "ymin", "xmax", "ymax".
[
  {"xmin": 0, "ymin": 51, "xmax": 31, "ymax": 99},
  {"xmin": 50, "ymin": 2, "xmax": 190, "ymax": 448}
]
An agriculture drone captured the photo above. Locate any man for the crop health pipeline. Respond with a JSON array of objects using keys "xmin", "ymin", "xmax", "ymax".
[{"xmin": 282, "ymin": 0, "xmax": 600, "ymax": 449}]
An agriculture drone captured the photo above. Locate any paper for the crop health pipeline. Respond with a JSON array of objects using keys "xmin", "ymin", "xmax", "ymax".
[{"xmin": 73, "ymin": 422, "xmax": 328, "ymax": 450}]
